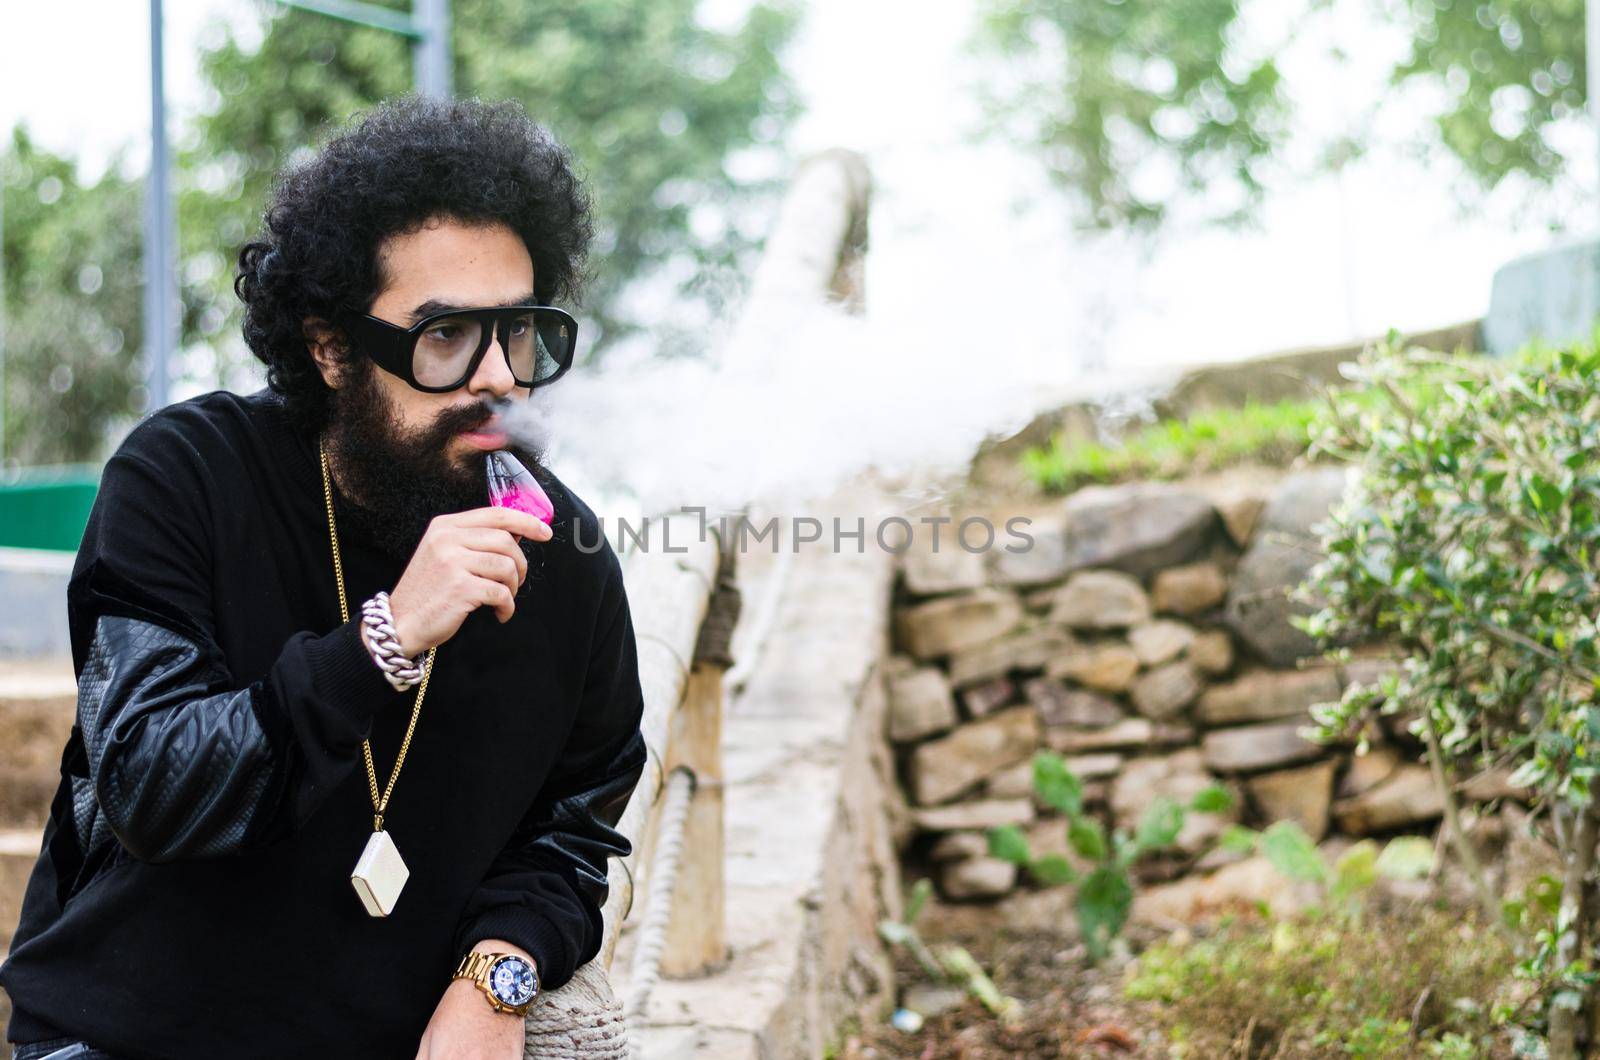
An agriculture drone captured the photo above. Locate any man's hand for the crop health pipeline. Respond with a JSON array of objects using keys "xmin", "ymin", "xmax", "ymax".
[
  {"xmin": 415, "ymin": 939, "xmax": 533, "ymax": 1060},
  {"xmin": 388, "ymin": 508, "xmax": 551, "ymax": 655}
]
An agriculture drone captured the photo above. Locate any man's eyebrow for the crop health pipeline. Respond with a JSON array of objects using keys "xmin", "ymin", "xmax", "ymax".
[{"xmin": 408, "ymin": 292, "xmax": 539, "ymax": 323}]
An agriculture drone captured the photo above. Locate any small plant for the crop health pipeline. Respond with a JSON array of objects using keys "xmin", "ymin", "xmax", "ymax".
[
  {"xmin": 1219, "ymin": 818, "xmax": 1436, "ymax": 914},
  {"xmin": 987, "ymin": 751, "xmax": 1235, "ymax": 960},
  {"xmin": 877, "ymin": 878, "xmax": 1022, "ymax": 1023}
]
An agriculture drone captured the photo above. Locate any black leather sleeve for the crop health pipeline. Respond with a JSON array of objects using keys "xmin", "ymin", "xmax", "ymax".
[
  {"xmin": 452, "ymin": 552, "xmax": 648, "ymax": 991},
  {"xmin": 61, "ymin": 427, "xmax": 394, "ymax": 870},
  {"xmin": 71, "ymin": 612, "xmax": 392, "ymax": 864}
]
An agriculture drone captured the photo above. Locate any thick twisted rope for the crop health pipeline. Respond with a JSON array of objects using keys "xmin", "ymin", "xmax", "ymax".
[
  {"xmin": 621, "ymin": 767, "xmax": 696, "ymax": 1055},
  {"xmin": 522, "ymin": 959, "xmax": 630, "ymax": 1059}
]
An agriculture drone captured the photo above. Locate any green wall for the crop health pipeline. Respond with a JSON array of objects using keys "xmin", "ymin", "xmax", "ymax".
[{"xmin": 0, "ymin": 465, "xmax": 100, "ymax": 552}]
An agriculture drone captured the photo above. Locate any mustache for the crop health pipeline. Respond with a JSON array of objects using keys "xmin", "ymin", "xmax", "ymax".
[{"xmin": 426, "ymin": 398, "xmax": 498, "ymax": 441}]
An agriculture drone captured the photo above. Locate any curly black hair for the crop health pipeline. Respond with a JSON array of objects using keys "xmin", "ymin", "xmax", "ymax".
[{"xmin": 234, "ymin": 94, "xmax": 594, "ymax": 432}]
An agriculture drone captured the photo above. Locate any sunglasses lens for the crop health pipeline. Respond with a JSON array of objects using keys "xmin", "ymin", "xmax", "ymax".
[
  {"xmin": 510, "ymin": 312, "xmax": 574, "ymax": 386},
  {"xmin": 412, "ymin": 314, "xmax": 484, "ymax": 388}
]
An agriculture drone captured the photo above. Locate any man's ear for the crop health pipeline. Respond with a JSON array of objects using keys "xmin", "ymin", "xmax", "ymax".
[{"xmin": 303, "ymin": 317, "xmax": 348, "ymax": 389}]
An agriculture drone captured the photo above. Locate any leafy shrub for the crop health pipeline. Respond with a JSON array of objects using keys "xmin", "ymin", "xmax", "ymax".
[{"xmin": 1301, "ymin": 338, "xmax": 1600, "ymax": 1056}]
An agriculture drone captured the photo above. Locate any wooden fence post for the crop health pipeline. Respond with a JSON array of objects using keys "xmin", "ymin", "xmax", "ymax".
[
  {"xmin": 660, "ymin": 525, "xmax": 740, "ymax": 976},
  {"xmin": 660, "ymin": 661, "xmax": 727, "ymax": 976}
]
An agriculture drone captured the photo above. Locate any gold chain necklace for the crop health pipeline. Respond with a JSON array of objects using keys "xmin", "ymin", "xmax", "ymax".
[{"xmin": 319, "ymin": 440, "xmax": 437, "ymax": 917}]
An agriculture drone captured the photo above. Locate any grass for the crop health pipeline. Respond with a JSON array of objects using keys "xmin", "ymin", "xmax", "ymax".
[
  {"xmin": 1021, "ymin": 397, "xmax": 1326, "ymax": 494},
  {"xmin": 1019, "ymin": 340, "xmax": 1588, "ymax": 496},
  {"xmin": 1123, "ymin": 905, "xmax": 1522, "ymax": 1058}
]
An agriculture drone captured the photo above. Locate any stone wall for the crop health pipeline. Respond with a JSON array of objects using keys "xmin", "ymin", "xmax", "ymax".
[{"xmin": 885, "ymin": 468, "xmax": 1525, "ymax": 913}]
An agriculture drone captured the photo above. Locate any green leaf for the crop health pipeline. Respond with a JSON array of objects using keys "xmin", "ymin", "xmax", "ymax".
[
  {"xmin": 878, "ymin": 919, "xmax": 913, "ymax": 946},
  {"xmin": 1331, "ymin": 840, "xmax": 1379, "ymax": 898},
  {"xmin": 1375, "ymin": 836, "xmax": 1434, "ymax": 881},
  {"xmin": 1135, "ymin": 797, "xmax": 1185, "ymax": 852},
  {"xmin": 1525, "ymin": 474, "xmax": 1563, "ymax": 517},
  {"xmin": 1069, "ymin": 816, "xmax": 1108, "ymax": 861},
  {"xmin": 904, "ymin": 878, "xmax": 933, "ymax": 924},
  {"xmin": 1218, "ymin": 824, "xmax": 1260, "ymax": 854},
  {"xmin": 939, "ymin": 945, "xmax": 1019, "ymax": 1019},
  {"xmin": 1506, "ymin": 759, "xmax": 1546, "ymax": 790},
  {"xmin": 1528, "ymin": 874, "xmax": 1562, "ymax": 917},
  {"xmin": 1029, "ymin": 854, "xmax": 1078, "ymax": 885},
  {"xmin": 1189, "ymin": 784, "xmax": 1234, "ymax": 814},
  {"xmin": 988, "ymin": 824, "xmax": 1032, "ymax": 865},
  {"xmin": 1259, "ymin": 820, "xmax": 1328, "ymax": 883},
  {"xmin": 1076, "ymin": 865, "xmax": 1134, "ymax": 962},
  {"xmin": 1032, "ymin": 752, "xmax": 1084, "ymax": 815}
]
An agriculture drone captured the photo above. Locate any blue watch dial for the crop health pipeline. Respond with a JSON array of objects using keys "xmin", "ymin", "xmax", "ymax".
[{"xmin": 488, "ymin": 955, "xmax": 538, "ymax": 1007}]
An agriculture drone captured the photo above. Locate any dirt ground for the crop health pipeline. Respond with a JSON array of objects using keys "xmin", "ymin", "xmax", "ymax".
[{"xmin": 843, "ymin": 928, "xmax": 1173, "ymax": 1060}]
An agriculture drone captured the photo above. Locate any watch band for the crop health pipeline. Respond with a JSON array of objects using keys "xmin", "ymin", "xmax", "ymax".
[
  {"xmin": 454, "ymin": 949, "xmax": 499, "ymax": 982},
  {"xmin": 453, "ymin": 949, "xmax": 539, "ymax": 1016}
]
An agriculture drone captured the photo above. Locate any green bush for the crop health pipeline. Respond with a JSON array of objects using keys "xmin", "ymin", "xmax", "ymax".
[{"xmin": 1301, "ymin": 337, "xmax": 1600, "ymax": 1056}]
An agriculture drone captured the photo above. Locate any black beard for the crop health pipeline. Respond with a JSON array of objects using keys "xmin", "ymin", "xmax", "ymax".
[{"xmin": 322, "ymin": 362, "xmax": 549, "ymax": 567}]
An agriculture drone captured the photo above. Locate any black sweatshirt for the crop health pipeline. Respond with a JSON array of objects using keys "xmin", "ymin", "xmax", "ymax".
[{"xmin": 0, "ymin": 389, "xmax": 647, "ymax": 1059}]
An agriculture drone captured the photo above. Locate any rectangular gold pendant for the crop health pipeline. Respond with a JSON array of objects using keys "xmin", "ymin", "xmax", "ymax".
[{"xmin": 351, "ymin": 828, "xmax": 409, "ymax": 917}]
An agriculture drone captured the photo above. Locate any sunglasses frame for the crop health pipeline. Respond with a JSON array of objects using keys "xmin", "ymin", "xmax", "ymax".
[{"xmin": 341, "ymin": 304, "xmax": 580, "ymax": 393}]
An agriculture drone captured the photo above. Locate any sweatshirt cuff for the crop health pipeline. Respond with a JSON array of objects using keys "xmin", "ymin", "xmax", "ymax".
[
  {"xmin": 303, "ymin": 618, "xmax": 398, "ymax": 738},
  {"xmin": 460, "ymin": 906, "xmax": 575, "ymax": 992}
]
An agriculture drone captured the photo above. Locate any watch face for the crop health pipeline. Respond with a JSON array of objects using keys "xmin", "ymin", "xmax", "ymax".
[{"xmin": 488, "ymin": 955, "xmax": 538, "ymax": 1007}]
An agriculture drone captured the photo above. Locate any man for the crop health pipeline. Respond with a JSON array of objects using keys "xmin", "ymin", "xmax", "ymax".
[{"xmin": 0, "ymin": 95, "xmax": 647, "ymax": 1060}]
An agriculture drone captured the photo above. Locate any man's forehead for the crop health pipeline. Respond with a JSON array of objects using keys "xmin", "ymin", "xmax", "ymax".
[
  {"xmin": 404, "ymin": 290, "xmax": 541, "ymax": 323},
  {"xmin": 371, "ymin": 218, "xmax": 536, "ymax": 316}
]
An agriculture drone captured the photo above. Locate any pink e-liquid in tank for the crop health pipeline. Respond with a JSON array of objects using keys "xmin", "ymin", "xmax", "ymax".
[{"xmin": 486, "ymin": 451, "xmax": 554, "ymax": 526}]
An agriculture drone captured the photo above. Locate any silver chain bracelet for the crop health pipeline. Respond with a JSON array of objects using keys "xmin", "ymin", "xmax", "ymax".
[{"xmin": 359, "ymin": 591, "xmax": 426, "ymax": 692}]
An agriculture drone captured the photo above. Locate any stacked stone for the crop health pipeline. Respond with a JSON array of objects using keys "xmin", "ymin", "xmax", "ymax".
[{"xmin": 887, "ymin": 470, "xmax": 1525, "ymax": 902}]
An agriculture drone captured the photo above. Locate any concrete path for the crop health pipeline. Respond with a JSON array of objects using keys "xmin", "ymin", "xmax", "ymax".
[{"xmin": 612, "ymin": 477, "xmax": 906, "ymax": 1058}]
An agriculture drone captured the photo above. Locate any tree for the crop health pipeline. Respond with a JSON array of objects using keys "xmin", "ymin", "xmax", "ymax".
[
  {"xmin": 973, "ymin": 0, "xmax": 1289, "ymax": 228},
  {"xmin": 2, "ymin": 130, "xmax": 148, "ymax": 463},
  {"xmin": 974, "ymin": 0, "xmax": 1587, "ymax": 229},
  {"xmin": 184, "ymin": 0, "xmax": 799, "ymax": 363},
  {"xmin": 1385, "ymin": 0, "xmax": 1585, "ymax": 190}
]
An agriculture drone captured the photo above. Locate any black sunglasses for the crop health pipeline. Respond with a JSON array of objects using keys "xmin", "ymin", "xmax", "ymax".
[{"xmin": 341, "ymin": 304, "xmax": 579, "ymax": 393}]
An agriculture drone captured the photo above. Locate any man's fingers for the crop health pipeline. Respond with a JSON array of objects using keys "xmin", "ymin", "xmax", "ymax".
[
  {"xmin": 472, "ymin": 576, "xmax": 517, "ymax": 622},
  {"xmin": 447, "ymin": 505, "xmax": 550, "ymax": 541},
  {"xmin": 464, "ymin": 552, "xmax": 521, "ymax": 601},
  {"xmin": 454, "ymin": 528, "xmax": 529, "ymax": 584}
]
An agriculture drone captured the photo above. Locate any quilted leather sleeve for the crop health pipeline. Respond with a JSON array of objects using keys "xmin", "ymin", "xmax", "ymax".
[
  {"xmin": 452, "ymin": 550, "xmax": 648, "ymax": 991},
  {"xmin": 61, "ymin": 413, "xmax": 396, "ymax": 868},
  {"xmin": 76, "ymin": 615, "xmax": 278, "ymax": 861},
  {"xmin": 72, "ymin": 612, "xmax": 390, "ymax": 864}
]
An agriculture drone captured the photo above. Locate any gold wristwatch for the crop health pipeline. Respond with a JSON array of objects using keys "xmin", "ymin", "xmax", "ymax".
[{"xmin": 453, "ymin": 949, "xmax": 540, "ymax": 1015}]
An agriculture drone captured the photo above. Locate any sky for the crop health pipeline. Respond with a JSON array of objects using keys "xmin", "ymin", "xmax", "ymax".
[
  {"xmin": 2, "ymin": 0, "xmax": 1596, "ymax": 499},
  {"xmin": 0, "ymin": 2, "xmax": 249, "ymax": 181}
]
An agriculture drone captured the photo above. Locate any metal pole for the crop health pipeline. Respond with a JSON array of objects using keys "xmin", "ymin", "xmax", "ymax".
[
  {"xmin": 277, "ymin": 2, "xmax": 450, "ymax": 97},
  {"xmin": 1591, "ymin": 0, "xmax": 1600, "ymax": 223},
  {"xmin": 143, "ymin": 0, "xmax": 177, "ymax": 412},
  {"xmin": 0, "ymin": 158, "xmax": 6, "ymax": 470},
  {"xmin": 414, "ymin": 0, "xmax": 453, "ymax": 98}
]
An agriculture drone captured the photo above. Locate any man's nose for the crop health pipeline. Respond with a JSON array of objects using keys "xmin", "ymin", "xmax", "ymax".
[{"xmin": 466, "ymin": 328, "xmax": 518, "ymax": 398}]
